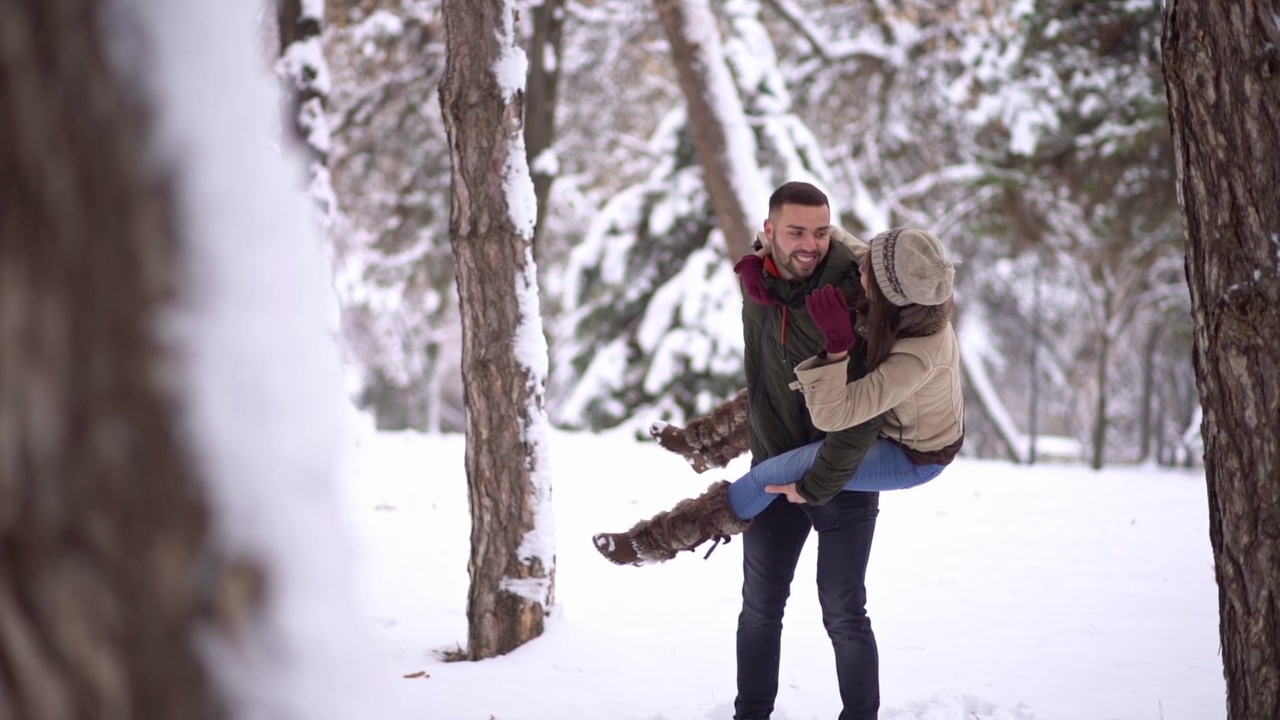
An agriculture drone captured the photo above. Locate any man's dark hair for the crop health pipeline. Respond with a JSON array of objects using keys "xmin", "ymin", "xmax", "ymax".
[{"xmin": 768, "ymin": 181, "xmax": 829, "ymax": 215}]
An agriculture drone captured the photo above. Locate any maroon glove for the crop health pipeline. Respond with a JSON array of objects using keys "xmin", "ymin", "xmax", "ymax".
[
  {"xmin": 805, "ymin": 285, "xmax": 856, "ymax": 354},
  {"xmin": 734, "ymin": 254, "xmax": 781, "ymax": 307}
]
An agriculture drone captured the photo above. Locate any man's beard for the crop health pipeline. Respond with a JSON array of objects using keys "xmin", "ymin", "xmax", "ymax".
[{"xmin": 776, "ymin": 249, "xmax": 820, "ymax": 280}]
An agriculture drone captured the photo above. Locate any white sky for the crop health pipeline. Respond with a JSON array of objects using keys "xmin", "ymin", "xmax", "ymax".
[{"xmin": 347, "ymin": 425, "xmax": 1224, "ymax": 720}]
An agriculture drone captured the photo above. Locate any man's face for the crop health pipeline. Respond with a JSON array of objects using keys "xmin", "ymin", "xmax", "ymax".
[{"xmin": 764, "ymin": 203, "xmax": 832, "ymax": 281}]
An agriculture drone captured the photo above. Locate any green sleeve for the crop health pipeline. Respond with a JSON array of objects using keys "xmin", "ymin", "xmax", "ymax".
[
  {"xmin": 795, "ymin": 413, "xmax": 883, "ymax": 505},
  {"xmin": 795, "ymin": 347, "xmax": 882, "ymax": 505}
]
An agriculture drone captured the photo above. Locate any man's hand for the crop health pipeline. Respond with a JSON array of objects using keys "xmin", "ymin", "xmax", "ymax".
[{"xmin": 764, "ymin": 482, "xmax": 808, "ymax": 504}]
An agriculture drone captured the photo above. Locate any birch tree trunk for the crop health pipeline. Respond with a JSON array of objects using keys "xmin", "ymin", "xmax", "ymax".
[
  {"xmin": 439, "ymin": 0, "xmax": 556, "ymax": 661},
  {"xmin": 654, "ymin": 0, "xmax": 767, "ymax": 262},
  {"xmin": 0, "ymin": 1, "xmax": 224, "ymax": 716},
  {"xmin": 1162, "ymin": 2, "xmax": 1280, "ymax": 716}
]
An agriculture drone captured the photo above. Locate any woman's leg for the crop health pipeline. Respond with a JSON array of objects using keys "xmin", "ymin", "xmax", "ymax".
[
  {"xmin": 726, "ymin": 438, "xmax": 945, "ymax": 520},
  {"xmin": 843, "ymin": 439, "xmax": 944, "ymax": 492},
  {"xmin": 727, "ymin": 441, "xmax": 826, "ymax": 519}
]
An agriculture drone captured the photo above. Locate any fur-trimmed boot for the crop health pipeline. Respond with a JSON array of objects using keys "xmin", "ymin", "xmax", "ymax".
[
  {"xmin": 649, "ymin": 388, "xmax": 751, "ymax": 473},
  {"xmin": 592, "ymin": 480, "xmax": 751, "ymax": 566}
]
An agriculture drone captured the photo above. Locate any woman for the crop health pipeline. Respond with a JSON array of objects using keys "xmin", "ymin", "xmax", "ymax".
[{"xmin": 593, "ymin": 227, "xmax": 964, "ymax": 566}]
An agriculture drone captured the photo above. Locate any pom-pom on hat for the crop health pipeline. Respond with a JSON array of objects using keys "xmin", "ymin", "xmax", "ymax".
[{"xmin": 868, "ymin": 228, "xmax": 955, "ymax": 307}]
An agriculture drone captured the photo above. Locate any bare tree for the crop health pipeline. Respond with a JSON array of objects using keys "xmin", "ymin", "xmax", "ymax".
[
  {"xmin": 653, "ymin": 0, "xmax": 767, "ymax": 261},
  {"xmin": 525, "ymin": 0, "xmax": 566, "ymax": 254},
  {"xmin": 1162, "ymin": 2, "xmax": 1280, "ymax": 717},
  {"xmin": 439, "ymin": 0, "xmax": 556, "ymax": 660},
  {"xmin": 0, "ymin": 2, "xmax": 236, "ymax": 715}
]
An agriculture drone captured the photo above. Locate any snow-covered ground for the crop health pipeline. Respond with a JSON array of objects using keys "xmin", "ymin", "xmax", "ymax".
[{"xmin": 339, "ymin": 424, "xmax": 1224, "ymax": 720}]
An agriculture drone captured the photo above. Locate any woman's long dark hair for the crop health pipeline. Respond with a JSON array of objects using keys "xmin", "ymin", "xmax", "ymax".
[{"xmin": 860, "ymin": 261, "xmax": 902, "ymax": 371}]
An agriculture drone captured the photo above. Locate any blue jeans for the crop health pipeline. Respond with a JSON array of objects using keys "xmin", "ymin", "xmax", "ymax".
[
  {"xmin": 735, "ymin": 489, "xmax": 879, "ymax": 720},
  {"xmin": 727, "ymin": 438, "xmax": 943, "ymax": 520}
]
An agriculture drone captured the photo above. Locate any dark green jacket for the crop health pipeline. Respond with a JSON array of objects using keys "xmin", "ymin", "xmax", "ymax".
[{"xmin": 743, "ymin": 240, "xmax": 883, "ymax": 505}]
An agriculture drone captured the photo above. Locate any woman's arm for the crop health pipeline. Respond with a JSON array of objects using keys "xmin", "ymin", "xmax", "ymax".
[{"xmin": 791, "ymin": 347, "xmax": 933, "ymax": 432}]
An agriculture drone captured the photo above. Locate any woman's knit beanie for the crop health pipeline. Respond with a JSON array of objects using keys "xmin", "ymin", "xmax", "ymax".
[{"xmin": 868, "ymin": 228, "xmax": 955, "ymax": 307}]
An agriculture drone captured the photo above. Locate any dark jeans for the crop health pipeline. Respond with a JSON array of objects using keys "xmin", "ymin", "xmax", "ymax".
[{"xmin": 734, "ymin": 489, "xmax": 879, "ymax": 720}]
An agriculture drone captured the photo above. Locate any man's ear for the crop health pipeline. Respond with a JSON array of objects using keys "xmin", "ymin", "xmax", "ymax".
[{"xmin": 760, "ymin": 220, "xmax": 774, "ymax": 251}]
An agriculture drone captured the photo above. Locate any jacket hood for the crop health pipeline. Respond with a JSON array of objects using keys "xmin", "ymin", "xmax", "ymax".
[{"xmin": 889, "ymin": 297, "xmax": 954, "ymax": 339}]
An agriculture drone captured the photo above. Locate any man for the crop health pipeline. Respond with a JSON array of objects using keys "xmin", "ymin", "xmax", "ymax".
[
  {"xmin": 733, "ymin": 181, "xmax": 883, "ymax": 720},
  {"xmin": 597, "ymin": 181, "xmax": 883, "ymax": 718}
]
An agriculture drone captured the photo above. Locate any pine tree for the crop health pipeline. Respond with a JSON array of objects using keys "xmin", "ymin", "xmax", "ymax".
[
  {"xmin": 440, "ymin": 0, "xmax": 556, "ymax": 659},
  {"xmin": 1163, "ymin": 1, "xmax": 1280, "ymax": 715}
]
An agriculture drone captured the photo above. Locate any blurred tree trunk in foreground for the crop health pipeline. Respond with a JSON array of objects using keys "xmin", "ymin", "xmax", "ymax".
[{"xmin": 0, "ymin": 1, "xmax": 226, "ymax": 716}]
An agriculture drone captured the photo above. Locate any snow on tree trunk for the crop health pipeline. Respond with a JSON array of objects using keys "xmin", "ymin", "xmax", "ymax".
[
  {"xmin": 439, "ymin": 0, "xmax": 556, "ymax": 660},
  {"xmin": 278, "ymin": 0, "xmax": 336, "ymax": 225},
  {"xmin": 1162, "ymin": 2, "xmax": 1280, "ymax": 717},
  {"xmin": 0, "ymin": 3, "xmax": 221, "ymax": 715},
  {"xmin": 654, "ymin": 0, "xmax": 770, "ymax": 262}
]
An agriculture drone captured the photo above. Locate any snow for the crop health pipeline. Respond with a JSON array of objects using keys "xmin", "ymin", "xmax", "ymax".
[
  {"xmin": 352, "ymin": 9, "xmax": 405, "ymax": 46},
  {"xmin": 347, "ymin": 425, "xmax": 1225, "ymax": 720},
  {"xmin": 298, "ymin": 95, "xmax": 331, "ymax": 154},
  {"xmin": 555, "ymin": 339, "xmax": 629, "ymax": 422},
  {"xmin": 494, "ymin": 1, "xmax": 530, "ymax": 101},
  {"xmin": 512, "ymin": 239, "xmax": 556, "ymax": 596},
  {"xmin": 959, "ymin": 311, "xmax": 1032, "ymax": 463},
  {"xmin": 638, "ymin": 244, "xmax": 744, "ymax": 392},
  {"xmin": 497, "ymin": 0, "xmax": 556, "ymax": 593},
  {"xmin": 504, "ymin": 129, "xmax": 538, "ymax": 240},
  {"xmin": 531, "ymin": 147, "xmax": 561, "ymax": 175},
  {"xmin": 279, "ymin": 35, "xmax": 332, "ymax": 95},
  {"xmin": 126, "ymin": 0, "xmax": 401, "ymax": 716}
]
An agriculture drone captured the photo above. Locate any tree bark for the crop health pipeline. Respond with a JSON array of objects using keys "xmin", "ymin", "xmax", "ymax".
[
  {"xmin": 653, "ymin": 0, "xmax": 758, "ymax": 262},
  {"xmin": 525, "ymin": 0, "xmax": 565, "ymax": 255},
  {"xmin": 1162, "ymin": 2, "xmax": 1280, "ymax": 717},
  {"xmin": 277, "ymin": 0, "xmax": 327, "ymax": 167},
  {"xmin": 0, "ymin": 1, "xmax": 230, "ymax": 716},
  {"xmin": 1090, "ymin": 294, "xmax": 1111, "ymax": 470},
  {"xmin": 439, "ymin": 0, "xmax": 554, "ymax": 660}
]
